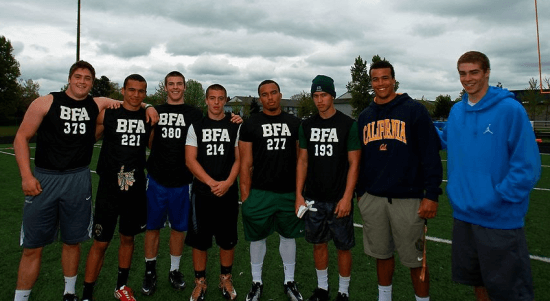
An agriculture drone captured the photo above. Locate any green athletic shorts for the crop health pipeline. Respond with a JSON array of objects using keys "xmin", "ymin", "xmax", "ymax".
[{"xmin": 241, "ymin": 189, "xmax": 304, "ymax": 241}]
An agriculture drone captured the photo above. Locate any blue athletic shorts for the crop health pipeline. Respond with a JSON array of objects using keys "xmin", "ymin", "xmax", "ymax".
[{"xmin": 146, "ymin": 174, "xmax": 190, "ymax": 232}]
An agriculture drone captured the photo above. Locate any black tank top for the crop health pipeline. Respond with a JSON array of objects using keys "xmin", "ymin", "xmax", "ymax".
[
  {"xmin": 35, "ymin": 92, "xmax": 99, "ymax": 171},
  {"xmin": 147, "ymin": 103, "xmax": 203, "ymax": 187},
  {"xmin": 96, "ymin": 107, "xmax": 151, "ymax": 176},
  {"xmin": 191, "ymin": 113, "xmax": 240, "ymax": 195}
]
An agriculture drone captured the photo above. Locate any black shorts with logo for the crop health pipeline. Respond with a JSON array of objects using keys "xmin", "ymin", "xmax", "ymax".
[
  {"xmin": 304, "ymin": 199, "xmax": 355, "ymax": 250},
  {"xmin": 185, "ymin": 186, "xmax": 239, "ymax": 251},
  {"xmin": 93, "ymin": 172, "xmax": 147, "ymax": 242}
]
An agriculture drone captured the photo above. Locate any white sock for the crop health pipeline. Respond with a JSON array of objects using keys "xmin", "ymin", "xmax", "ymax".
[
  {"xmin": 279, "ymin": 235, "xmax": 296, "ymax": 283},
  {"xmin": 250, "ymin": 239, "xmax": 267, "ymax": 284},
  {"xmin": 378, "ymin": 284, "xmax": 392, "ymax": 301},
  {"xmin": 316, "ymin": 268, "xmax": 329, "ymax": 290},
  {"xmin": 170, "ymin": 255, "xmax": 181, "ymax": 271},
  {"xmin": 415, "ymin": 295, "xmax": 429, "ymax": 301},
  {"xmin": 338, "ymin": 274, "xmax": 350, "ymax": 295},
  {"xmin": 145, "ymin": 256, "xmax": 157, "ymax": 262},
  {"xmin": 63, "ymin": 275, "xmax": 77, "ymax": 295},
  {"xmin": 14, "ymin": 290, "xmax": 31, "ymax": 301}
]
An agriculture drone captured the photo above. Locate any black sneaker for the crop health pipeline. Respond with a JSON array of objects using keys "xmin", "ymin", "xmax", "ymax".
[
  {"xmin": 169, "ymin": 269, "xmax": 186, "ymax": 290},
  {"xmin": 284, "ymin": 281, "xmax": 304, "ymax": 301},
  {"xmin": 63, "ymin": 293, "xmax": 79, "ymax": 301},
  {"xmin": 307, "ymin": 288, "xmax": 329, "ymax": 301},
  {"xmin": 334, "ymin": 292, "xmax": 348, "ymax": 301},
  {"xmin": 245, "ymin": 282, "xmax": 263, "ymax": 301},
  {"xmin": 142, "ymin": 271, "xmax": 157, "ymax": 295}
]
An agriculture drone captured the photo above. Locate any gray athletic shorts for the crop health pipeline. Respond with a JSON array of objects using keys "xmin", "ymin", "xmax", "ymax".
[
  {"xmin": 358, "ymin": 192, "xmax": 424, "ymax": 268},
  {"xmin": 452, "ymin": 219, "xmax": 534, "ymax": 301},
  {"xmin": 20, "ymin": 166, "xmax": 93, "ymax": 248}
]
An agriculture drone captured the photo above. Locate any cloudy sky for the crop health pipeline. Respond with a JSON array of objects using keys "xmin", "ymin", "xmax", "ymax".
[{"xmin": 1, "ymin": 0, "xmax": 549, "ymax": 101}]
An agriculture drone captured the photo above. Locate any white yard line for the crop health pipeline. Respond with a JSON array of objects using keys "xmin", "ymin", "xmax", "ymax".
[
  {"xmin": 1, "ymin": 148, "xmax": 550, "ymax": 263},
  {"xmin": 353, "ymin": 223, "xmax": 550, "ymax": 263}
]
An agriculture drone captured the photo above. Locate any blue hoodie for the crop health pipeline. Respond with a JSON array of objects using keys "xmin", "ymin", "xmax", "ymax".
[{"xmin": 440, "ymin": 86, "xmax": 541, "ymax": 229}]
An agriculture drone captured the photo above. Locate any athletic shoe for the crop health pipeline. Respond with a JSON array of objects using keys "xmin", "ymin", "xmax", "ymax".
[
  {"xmin": 219, "ymin": 274, "xmax": 237, "ymax": 300},
  {"xmin": 284, "ymin": 281, "xmax": 304, "ymax": 301},
  {"xmin": 141, "ymin": 271, "xmax": 157, "ymax": 296},
  {"xmin": 245, "ymin": 282, "xmax": 263, "ymax": 301},
  {"xmin": 307, "ymin": 288, "xmax": 329, "ymax": 301},
  {"xmin": 63, "ymin": 293, "xmax": 79, "ymax": 301},
  {"xmin": 169, "ymin": 269, "xmax": 186, "ymax": 290},
  {"xmin": 334, "ymin": 292, "xmax": 348, "ymax": 301},
  {"xmin": 190, "ymin": 277, "xmax": 207, "ymax": 301},
  {"xmin": 114, "ymin": 285, "xmax": 137, "ymax": 301}
]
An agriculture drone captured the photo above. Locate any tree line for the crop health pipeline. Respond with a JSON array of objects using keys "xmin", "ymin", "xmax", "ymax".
[{"xmin": 2, "ymin": 34, "xmax": 549, "ymax": 125}]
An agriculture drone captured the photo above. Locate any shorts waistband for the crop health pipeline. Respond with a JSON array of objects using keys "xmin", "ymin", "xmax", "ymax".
[{"xmin": 34, "ymin": 166, "xmax": 89, "ymax": 175}]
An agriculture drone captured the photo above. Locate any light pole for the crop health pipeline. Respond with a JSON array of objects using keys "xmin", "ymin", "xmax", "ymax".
[{"xmin": 76, "ymin": 0, "xmax": 81, "ymax": 61}]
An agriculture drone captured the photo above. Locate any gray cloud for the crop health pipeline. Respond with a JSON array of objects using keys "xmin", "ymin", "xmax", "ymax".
[
  {"xmin": 1, "ymin": 0, "xmax": 549, "ymax": 100},
  {"xmin": 188, "ymin": 56, "xmax": 239, "ymax": 76}
]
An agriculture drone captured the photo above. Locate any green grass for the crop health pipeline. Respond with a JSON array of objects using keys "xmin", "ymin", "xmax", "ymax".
[
  {"xmin": 0, "ymin": 145, "xmax": 549, "ymax": 300},
  {"xmin": 0, "ymin": 126, "xmax": 18, "ymax": 137}
]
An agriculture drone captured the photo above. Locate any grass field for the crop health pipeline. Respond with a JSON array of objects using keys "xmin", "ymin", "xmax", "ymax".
[
  {"xmin": 0, "ymin": 143, "xmax": 549, "ymax": 301},
  {"xmin": 0, "ymin": 126, "xmax": 18, "ymax": 137}
]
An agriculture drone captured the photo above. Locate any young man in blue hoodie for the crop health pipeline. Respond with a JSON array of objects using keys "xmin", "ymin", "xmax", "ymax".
[
  {"xmin": 439, "ymin": 51, "xmax": 540, "ymax": 301},
  {"xmin": 356, "ymin": 61, "xmax": 443, "ymax": 301}
]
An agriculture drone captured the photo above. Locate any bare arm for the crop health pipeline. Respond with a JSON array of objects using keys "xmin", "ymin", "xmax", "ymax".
[
  {"xmin": 143, "ymin": 105, "xmax": 159, "ymax": 125},
  {"xmin": 95, "ymin": 110, "xmax": 106, "ymax": 141},
  {"xmin": 93, "ymin": 97, "xmax": 120, "ymax": 111},
  {"xmin": 211, "ymin": 146, "xmax": 241, "ymax": 197},
  {"xmin": 334, "ymin": 149, "xmax": 361, "ymax": 218},
  {"xmin": 185, "ymin": 144, "xmax": 218, "ymax": 189},
  {"xmin": 418, "ymin": 198, "xmax": 439, "ymax": 219},
  {"xmin": 148, "ymin": 127, "xmax": 155, "ymax": 149},
  {"xmin": 93, "ymin": 97, "xmax": 159, "ymax": 125},
  {"xmin": 239, "ymin": 141, "xmax": 253, "ymax": 202},
  {"xmin": 295, "ymin": 147, "xmax": 308, "ymax": 214},
  {"xmin": 230, "ymin": 113, "xmax": 243, "ymax": 124},
  {"xmin": 14, "ymin": 95, "xmax": 53, "ymax": 196}
]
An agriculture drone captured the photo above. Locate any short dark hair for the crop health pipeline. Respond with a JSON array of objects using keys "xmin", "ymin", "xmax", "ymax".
[
  {"xmin": 369, "ymin": 60, "xmax": 395, "ymax": 79},
  {"xmin": 164, "ymin": 71, "xmax": 185, "ymax": 88},
  {"xmin": 206, "ymin": 84, "xmax": 227, "ymax": 98},
  {"xmin": 123, "ymin": 74, "xmax": 147, "ymax": 88},
  {"xmin": 457, "ymin": 51, "xmax": 490, "ymax": 72},
  {"xmin": 258, "ymin": 79, "xmax": 280, "ymax": 96},
  {"xmin": 69, "ymin": 60, "xmax": 95, "ymax": 81}
]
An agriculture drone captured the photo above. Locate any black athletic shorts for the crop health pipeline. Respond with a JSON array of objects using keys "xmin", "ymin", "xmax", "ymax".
[
  {"xmin": 93, "ymin": 172, "xmax": 147, "ymax": 242},
  {"xmin": 452, "ymin": 219, "xmax": 534, "ymax": 301},
  {"xmin": 185, "ymin": 186, "xmax": 239, "ymax": 251},
  {"xmin": 304, "ymin": 199, "xmax": 355, "ymax": 250}
]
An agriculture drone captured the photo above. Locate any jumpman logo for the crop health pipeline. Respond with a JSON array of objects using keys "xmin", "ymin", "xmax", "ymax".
[{"xmin": 483, "ymin": 124, "xmax": 493, "ymax": 135}]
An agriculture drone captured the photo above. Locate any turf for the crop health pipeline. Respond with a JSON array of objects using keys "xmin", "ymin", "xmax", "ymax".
[{"xmin": 0, "ymin": 145, "xmax": 548, "ymax": 300}]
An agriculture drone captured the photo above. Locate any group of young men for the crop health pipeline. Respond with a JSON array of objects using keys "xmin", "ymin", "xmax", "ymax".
[{"xmin": 13, "ymin": 50, "xmax": 540, "ymax": 301}]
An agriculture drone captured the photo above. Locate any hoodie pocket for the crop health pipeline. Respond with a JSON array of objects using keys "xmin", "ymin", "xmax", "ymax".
[{"xmin": 447, "ymin": 170, "xmax": 501, "ymax": 218}]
